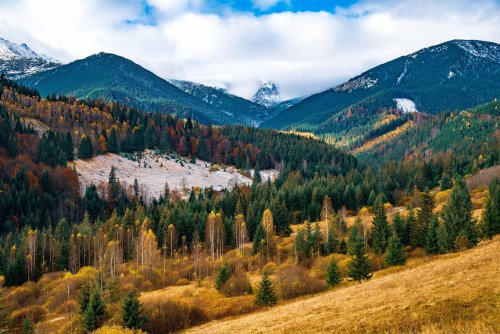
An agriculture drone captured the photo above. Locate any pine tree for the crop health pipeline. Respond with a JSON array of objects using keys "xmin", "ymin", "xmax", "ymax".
[
  {"xmin": 339, "ymin": 239, "xmax": 347, "ymax": 254},
  {"xmin": 385, "ymin": 235, "xmax": 406, "ymax": 266},
  {"xmin": 255, "ymin": 272, "xmax": 277, "ymax": 307},
  {"xmin": 481, "ymin": 178, "xmax": 500, "ymax": 238},
  {"xmin": 84, "ymin": 285, "xmax": 106, "ymax": 331},
  {"xmin": 63, "ymin": 131, "xmax": 74, "ymax": 161},
  {"xmin": 371, "ymin": 197, "xmax": 391, "ymax": 254},
  {"xmin": 326, "ymin": 260, "xmax": 341, "ymax": 287},
  {"xmin": 348, "ymin": 235, "xmax": 372, "ymax": 282},
  {"xmin": 253, "ymin": 161, "xmax": 262, "ymax": 184},
  {"xmin": 441, "ymin": 179, "xmax": 477, "ymax": 251},
  {"xmin": 215, "ymin": 264, "xmax": 231, "ymax": 290},
  {"xmin": 122, "ymin": 291, "xmax": 146, "ymax": 330},
  {"xmin": 425, "ymin": 216, "xmax": 440, "ymax": 254}
]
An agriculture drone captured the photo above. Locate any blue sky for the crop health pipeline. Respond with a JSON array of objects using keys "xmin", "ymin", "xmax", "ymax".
[{"xmin": 0, "ymin": 0, "xmax": 499, "ymax": 98}]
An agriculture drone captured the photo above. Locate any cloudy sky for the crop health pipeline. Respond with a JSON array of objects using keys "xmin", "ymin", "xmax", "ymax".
[{"xmin": 0, "ymin": 0, "xmax": 499, "ymax": 99}]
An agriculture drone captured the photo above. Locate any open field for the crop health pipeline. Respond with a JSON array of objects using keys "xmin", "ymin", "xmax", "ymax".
[{"xmin": 185, "ymin": 237, "xmax": 500, "ymax": 334}]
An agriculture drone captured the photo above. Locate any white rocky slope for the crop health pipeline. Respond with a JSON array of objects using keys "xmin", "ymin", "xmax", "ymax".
[{"xmin": 252, "ymin": 81, "xmax": 281, "ymax": 108}]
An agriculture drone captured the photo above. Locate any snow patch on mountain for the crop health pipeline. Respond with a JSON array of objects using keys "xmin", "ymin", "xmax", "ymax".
[
  {"xmin": 335, "ymin": 75, "xmax": 378, "ymax": 93},
  {"xmin": 453, "ymin": 40, "xmax": 500, "ymax": 63},
  {"xmin": 394, "ymin": 98, "xmax": 418, "ymax": 113},
  {"xmin": 252, "ymin": 81, "xmax": 281, "ymax": 108}
]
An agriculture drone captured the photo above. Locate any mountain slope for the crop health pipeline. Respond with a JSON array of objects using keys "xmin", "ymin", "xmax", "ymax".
[
  {"xmin": 187, "ymin": 237, "xmax": 500, "ymax": 334},
  {"xmin": 0, "ymin": 37, "xmax": 60, "ymax": 79},
  {"xmin": 169, "ymin": 79, "xmax": 273, "ymax": 126},
  {"xmin": 20, "ymin": 53, "xmax": 241, "ymax": 125},
  {"xmin": 263, "ymin": 40, "xmax": 500, "ymax": 130}
]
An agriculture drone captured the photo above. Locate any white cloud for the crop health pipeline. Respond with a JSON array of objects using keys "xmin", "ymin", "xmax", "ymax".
[{"xmin": 0, "ymin": 0, "xmax": 499, "ymax": 99}]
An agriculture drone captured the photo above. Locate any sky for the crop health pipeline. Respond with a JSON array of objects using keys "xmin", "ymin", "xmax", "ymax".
[{"xmin": 0, "ymin": 0, "xmax": 499, "ymax": 99}]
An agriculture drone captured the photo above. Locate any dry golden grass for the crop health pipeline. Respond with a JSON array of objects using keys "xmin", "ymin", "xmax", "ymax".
[{"xmin": 185, "ymin": 237, "xmax": 500, "ymax": 334}]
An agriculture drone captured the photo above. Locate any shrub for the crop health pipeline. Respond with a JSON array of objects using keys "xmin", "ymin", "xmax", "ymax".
[
  {"xmin": 277, "ymin": 264, "xmax": 327, "ymax": 300},
  {"xmin": 57, "ymin": 300, "xmax": 79, "ymax": 314},
  {"xmin": 219, "ymin": 274, "xmax": 252, "ymax": 297},
  {"xmin": 92, "ymin": 325, "xmax": 146, "ymax": 333},
  {"xmin": 143, "ymin": 299, "xmax": 207, "ymax": 334},
  {"xmin": 10, "ymin": 305, "xmax": 46, "ymax": 328}
]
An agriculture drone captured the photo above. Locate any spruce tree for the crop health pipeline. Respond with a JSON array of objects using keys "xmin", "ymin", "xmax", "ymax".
[
  {"xmin": 385, "ymin": 235, "xmax": 406, "ymax": 266},
  {"xmin": 84, "ymin": 285, "xmax": 106, "ymax": 331},
  {"xmin": 415, "ymin": 191, "xmax": 434, "ymax": 248},
  {"xmin": 441, "ymin": 179, "xmax": 476, "ymax": 251},
  {"xmin": 481, "ymin": 178, "xmax": 500, "ymax": 238},
  {"xmin": 63, "ymin": 131, "xmax": 74, "ymax": 161},
  {"xmin": 255, "ymin": 272, "xmax": 278, "ymax": 307},
  {"xmin": 215, "ymin": 264, "xmax": 231, "ymax": 290},
  {"xmin": 437, "ymin": 223, "xmax": 450, "ymax": 254},
  {"xmin": 371, "ymin": 197, "xmax": 391, "ymax": 254},
  {"xmin": 326, "ymin": 260, "xmax": 341, "ymax": 287},
  {"xmin": 122, "ymin": 291, "xmax": 146, "ymax": 330},
  {"xmin": 348, "ymin": 235, "xmax": 372, "ymax": 282},
  {"xmin": 339, "ymin": 239, "xmax": 347, "ymax": 254},
  {"xmin": 252, "ymin": 161, "xmax": 262, "ymax": 184},
  {"xmin": 425, "ymin": 216, "xmax": 440, "ymax": 254}
]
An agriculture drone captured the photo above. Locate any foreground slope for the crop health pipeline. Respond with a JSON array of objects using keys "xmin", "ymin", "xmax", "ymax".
[{"xmin": 187, "ymin": 237, "xmax": 500, "ymax": 334}]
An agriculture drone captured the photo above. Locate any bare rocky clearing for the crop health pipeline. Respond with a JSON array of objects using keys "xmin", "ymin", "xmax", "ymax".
[{"xmin": 74, "ymin": 150, "xmax": 278, "ymax": 199}]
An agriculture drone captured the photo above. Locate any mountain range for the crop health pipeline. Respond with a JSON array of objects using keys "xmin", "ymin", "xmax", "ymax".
[
  {"xmin": 2, "ymin": 37, "xmax": 499, "ymax": 148},
  {"xmin": 262, "ymin": 40, "xmax": 500, "ymax": 132}
]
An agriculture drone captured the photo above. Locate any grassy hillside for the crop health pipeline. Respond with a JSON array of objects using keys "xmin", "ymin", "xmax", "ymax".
[{"xmin": 187, "ymin": 237, "xmax": 500, "ymax": 334}]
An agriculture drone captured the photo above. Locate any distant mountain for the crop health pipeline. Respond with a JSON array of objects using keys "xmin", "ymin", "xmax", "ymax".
[
  {"xmin": 20, "ymin": 52, "xmax": 244, "ymax": 125},
  {"xmin": 0, "ymin": 37, "xmax": 61, "ymax": 79},
  {"xmin": 252, "ymin": 81, "xmax": 281, "ymax": 108},
  {"xmin": 169, "ymin": 79, "xmax": 273, "ymax": 126},
  {"xmin": 263, "ymin": 40, "xmax": 500, "ymax": 131}
]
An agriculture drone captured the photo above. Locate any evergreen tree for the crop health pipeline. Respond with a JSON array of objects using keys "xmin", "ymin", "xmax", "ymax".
[
  {"xmin": 63, "ymin": 131, "xmax": 74, "ymax": 161},
  {"xmin": 84, "ymin": 285, "xmax": 106, "ymax": 331},
  {"xmin": 122, "ymin": 291, "xmax": 146, "ymax": 330},
  {"xmin": 108, "ymin": 128, "xmax": 119, "ymax": 153},
  {"xmin": 338, "ymin": 239, "xmax": 347, "ymax": 255},
  {"xmin": 348, "ymin": 235, "xmax": 372, "ymax": 282},
  {"xmin": 437, "ymin": 223, "xmax": 450, "ymax": 254},
  {"xmin": 326, "ymin": 260, "xmax": 341, "ymax": 287},
  {"xmin": 348, "ymin": 221, "xmax": 361, "ymax": 256},
  {"xmin": 414, "ymin": 191, "xmax": 434, "ymax": 248},
  {"xmin": 481, "ymin": 178, "xmax": 500, "ymax": 238},
  {"xmin": 255, "ymin": 272, "xmax": 277, "ymax": 307},
  {"xmin": 441, "ymin": 180, "xmax": 477, "ymax": 251},
  {"xmin": 21, "ymin": 317, "xmax": 34, "ymax": 334},
  {"xmin": 78, "ymin": 282, "xmax": 91, "ymax": 314},
  {"xmin": 371, "ymin": 197, "xmax": 391, "ymax": 254},
  {"xmin": 385, "ymin": 235, "xmax": 406, "ymax": 266},
  {"xmin": 215, "ymin": 264, "xmax": 231, "ymax": 290},
  {"xmin": 78, "ymin": 137, "xmax": 94, "ymax": 159},
  {"xmin": 425, "ymin": 216, "xmax": 440, "ymax": 254},
  {"xmin": 392, "ymin": 212, "xmax": 408, "ymax": 246},
  {"xmin": 253, "ymin": 161, "xmax": 262, "ymax": 184}
]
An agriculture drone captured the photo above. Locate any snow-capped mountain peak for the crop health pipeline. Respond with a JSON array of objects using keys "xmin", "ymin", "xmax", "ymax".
[
  {"xmin": 252, "ymin": 81, "xmax": 281, "ymax": 108},
  {"xmin": 0, "ymin": 37, "xmax": 61, "ymax": 79}
]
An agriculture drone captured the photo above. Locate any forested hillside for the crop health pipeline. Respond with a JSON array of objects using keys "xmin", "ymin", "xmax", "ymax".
[
  {"xmin": 0, "ymin": 77, "xmax": 498, "ymax": 334},
  {"xmin": 263, "ymin": 40, "xmax": 500, "ymax": 135}
]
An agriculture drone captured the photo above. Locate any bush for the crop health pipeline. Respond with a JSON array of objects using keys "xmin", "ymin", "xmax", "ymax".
[
  {"xmin": 277, "ymin": 264, "xmax": 327, "ymax": 300},
  {"xmin": 57, "ymin": 300, "xmax": 79, "ymax": 314},
  {"xmin": 219, "ymin": 274, "xmax": 252, "ymax": 297},
  {"xmin": 143, "ymin": 299, "xmax": 207, "ymax": 334},
  {"xmin": 10, "ymin": 305, "xmax": 46, "ymax": 328},
  {"xmin": 92, "ymin": 325, "xmax": 146, "ymax": 333}
]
